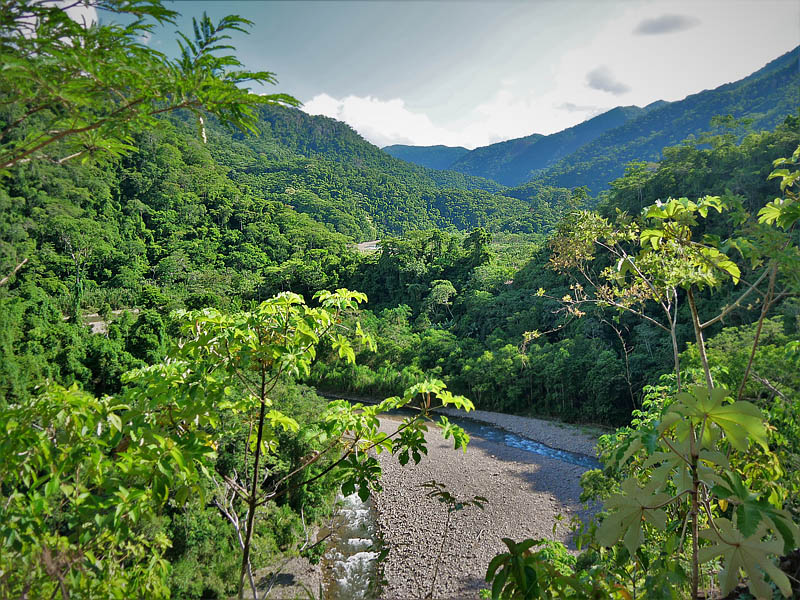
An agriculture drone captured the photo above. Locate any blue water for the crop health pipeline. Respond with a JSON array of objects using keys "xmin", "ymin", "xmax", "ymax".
[
  {"xmin": 452, "ymin": 417, "xmax": 602, "ymax": 469},
  {"xmin": 318, "ymin": 392, "xmax": 603, "ymax": 469},
  {"xmin": 319, "ymin": 396, "xmax": 601, "ymax": 600}
]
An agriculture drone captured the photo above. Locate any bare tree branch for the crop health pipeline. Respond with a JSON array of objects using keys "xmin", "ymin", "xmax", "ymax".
[{"xmin": 0, "ymin": 258, "xmax": 28, "ymax": 287}]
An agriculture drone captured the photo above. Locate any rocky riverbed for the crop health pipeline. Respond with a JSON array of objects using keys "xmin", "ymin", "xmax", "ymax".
[
  {"xmin": 373, "ymin": 412, "xmax": 599, "ymax": 599},
  {"xmin": 252, "ymin": 409, "xmax": 601, "ymax": 599}
]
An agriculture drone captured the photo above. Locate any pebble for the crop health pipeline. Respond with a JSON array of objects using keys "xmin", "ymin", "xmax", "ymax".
[{"xmin": 373, "ymin": 413, "xmax": 599, "ymax": 599}]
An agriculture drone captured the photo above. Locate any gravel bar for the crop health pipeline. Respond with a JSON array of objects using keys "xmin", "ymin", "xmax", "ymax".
[
  {"xmin": 438, "ymin": 407, "xmax": 600, "ymax": 457},
  {"xmin": 373, "ymin": 413, "xmax": 599, "ymax": 599}
]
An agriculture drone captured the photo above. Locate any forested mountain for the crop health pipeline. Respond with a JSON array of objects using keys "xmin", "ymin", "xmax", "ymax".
[
  {"xmin": 195, "ymin": 105, "xmax": 581, "ymax": 237},
  {"xmin": 245, "ymin": 106, "xmax": 504, "ymax": 193},
  {"xmin": 384, "ymin": 47, "xmax": 799, "ymax": 192},
  {"xmin": 382, "ymin": 144, "xmax": 469, "ymax": 170},
  {"xmin": 536, "ymin": 45, "xmax": 800, "ymax": 192},
  {"xmin": 446, "ymin": 105, "xmax": 646, "ymax": 185}
]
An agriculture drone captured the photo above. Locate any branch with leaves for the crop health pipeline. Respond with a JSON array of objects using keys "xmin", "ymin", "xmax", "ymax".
[
  {"xmin": 0, "ymin": 0, "xmax": 299, "ymax": 172},
  {"xmin": 169, "ymin": 289, "xmax": 475, "ymax": 600}
]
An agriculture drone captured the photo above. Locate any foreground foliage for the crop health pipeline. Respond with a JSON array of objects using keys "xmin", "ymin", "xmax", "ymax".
[
  {"xmin": 484, "ymin": 148, "xmax": 800, "ymax": 599},
  {"xmin": 0, "ymin": 289, "xmax": 476, "ymax": 598},
  {"xmin": 0, "ymin": 0, "xmax": 297, "ymax": 172}
]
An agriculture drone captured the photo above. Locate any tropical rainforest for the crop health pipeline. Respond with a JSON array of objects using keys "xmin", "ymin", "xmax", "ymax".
[{"xmin": 0, "ymin": 2, "xmax": 798, "ymax": 599}]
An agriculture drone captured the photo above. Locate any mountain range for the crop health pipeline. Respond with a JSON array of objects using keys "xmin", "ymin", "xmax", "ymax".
[{"xmin": 382, "ymin": 46, "xmax": 800, "ymax": 193}]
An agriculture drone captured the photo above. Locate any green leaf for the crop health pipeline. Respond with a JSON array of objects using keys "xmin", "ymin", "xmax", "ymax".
[
  {"xmin": 699, "ymin": 519, "xmax": 791, "ymax": 598},
  {"xmin": 491, "ymin": 566, "xmax": 508, "ymax": 599},
  {"xmin": 640, "ymin": 228, "xmax": 664, "ymax": 249},
  {"xmin": 266, "ymin": 409, "xmax": 299, "ymax": 433},
  {"xmin": 486, "ymin": 554, "xmax": 506, "ymax": 581},
  {"xmin": 357, "ymin": 483, "xmax": 370, "ymax": 502},
  {"xmin": 712, "ymin": 471, "xmax": 800, "ymax": 551},
  {"xmin": 596, "ymin": 478, "xmax": 671, "ymax": 556},
  {"xmin": 108, "ymin": 412, "xmax": 122, "ymax": 432},
  {"xmin": 670, "ymin": 386, "xmax": 767, "ymax": 451},
  {"xmin": 169, "ymin": 447, "xmax": 187, "ymax": 472}
]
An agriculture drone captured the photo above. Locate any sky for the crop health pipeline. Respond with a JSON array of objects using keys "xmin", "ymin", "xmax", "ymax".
[{"xmin": 132, "ymin": 0, "xmax": 800, "ymax": 150}]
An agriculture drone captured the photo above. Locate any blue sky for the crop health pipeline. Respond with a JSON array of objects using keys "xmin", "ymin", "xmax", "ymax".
[{"xmin": 132, "ymin": 0, "xmax": 799, "ymax": 149}]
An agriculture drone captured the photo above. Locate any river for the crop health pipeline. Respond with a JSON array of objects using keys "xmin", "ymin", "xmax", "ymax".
[{"xmin": 320, "ymin": 409, "xmax": 600, "ymax": 599}]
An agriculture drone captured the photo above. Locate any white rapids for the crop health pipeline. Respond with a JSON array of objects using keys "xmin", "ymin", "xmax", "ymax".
[{"xmin": 321, "ymin": 492, "xmax": 380, "ymax": 600}]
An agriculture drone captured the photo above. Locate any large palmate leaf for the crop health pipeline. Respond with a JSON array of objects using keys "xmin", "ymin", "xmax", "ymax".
[
  {"xmin": 712, "ymin": 471, "xmax": 800, "ymax": 552},
  {"xmin": 596, "ymin": 478, "xmax": 670, "ymax": 556},
  {"xmin": 699, "ymin": 520, "xmax": 792, "ymax": 598},
  {"xmin": 668, "ymin": 386, "xmax": 767, "ymax": 452}
]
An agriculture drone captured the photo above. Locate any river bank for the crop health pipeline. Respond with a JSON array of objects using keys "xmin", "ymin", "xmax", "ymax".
[
  {"xmin": 252, "ymin": 404, "xmax": 602, "ymax": 599},
  {"xmin": 373, "ymin": 412, "xmax": 599, "ymax": 599},
  {"xmin": 316, "ymin": 390, "xmax": 605, "ymax": 457}
]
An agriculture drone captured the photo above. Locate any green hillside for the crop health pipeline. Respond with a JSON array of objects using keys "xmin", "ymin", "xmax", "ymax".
[
  {"xmin": 382, "ymin": 144, "xmax": 470, "ymax": 170},
  {"xmin": 201, "ymin": 105, "xmax": 575, "ymax": 237},
  {"xmin": 537, "ymin": 45, "xmax": 800, "ymax": 192},
  {"xmin": 243, "ymin": 106, "xmax": 504, "ymax": 193},
  {"xmin": 447, "ymin": 105, "xmax": 645, "ymax": 185}
]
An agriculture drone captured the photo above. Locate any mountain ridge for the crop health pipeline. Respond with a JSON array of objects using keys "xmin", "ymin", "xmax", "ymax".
[
  {"xmin": 381, "ymin": 46, "xmax": 800, "ymax": 192},
  {"xmin": 535, "ymin": 44, "xmax": 800, "ymax": 192},
  {"xmin": 447, "ymin": 105, "xmax": 646, "ymax": 185},
  {"xmin": 382, "ymin": 144, "xmax": 470, "ymax": 170}
]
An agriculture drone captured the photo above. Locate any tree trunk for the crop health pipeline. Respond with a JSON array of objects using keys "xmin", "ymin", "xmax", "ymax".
[
  {"xmin": 238, "ymin": 371, "xmax": 268, "ymax": 600},
  {"xmin": 737, "ymin": 265, "xmax": 776, "ymax": 401},
  {"xmin": 687, "ymin": 290, "xmax": 713, "ymax": 389}
]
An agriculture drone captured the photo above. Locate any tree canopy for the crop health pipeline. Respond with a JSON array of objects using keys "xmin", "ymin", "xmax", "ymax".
[{"xmin": 0, "ymin": 0, "xmax": 298, "ymax": 172}]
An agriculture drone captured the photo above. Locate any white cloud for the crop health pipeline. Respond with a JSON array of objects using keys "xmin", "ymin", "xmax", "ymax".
[
  {"xmin": 586, "ymin": 66, "xmax": 631, "ymax": 95},
  {"xmin": 303, "ymin": 2, "xmax": 800, "ymax": 150},
  {"xmin": 303, "ymin": 88, "xmax": 609, "ymax": 149},
  {"xmin": 303, "ymin": 93, "xmax": 464, "ymax": 148},
  {"xmin": 551, "ymin": 1, "xmax": 799, "ymax": 109}
]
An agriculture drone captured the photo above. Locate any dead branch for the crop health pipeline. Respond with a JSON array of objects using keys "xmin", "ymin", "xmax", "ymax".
[{"xmin": 0, "ymin": 258, "xmax": 28, "ymax": 287}]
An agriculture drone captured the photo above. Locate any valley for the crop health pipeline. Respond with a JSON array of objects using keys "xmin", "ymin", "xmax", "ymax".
[{"xmin": 1, "ymin": 3, "xmax": 798, "ymax": 599}]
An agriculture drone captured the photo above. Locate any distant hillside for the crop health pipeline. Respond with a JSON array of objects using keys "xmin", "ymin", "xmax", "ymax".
[
  {"xmin": 247, "ymin": 106, "xmax": 505, "ymax": 193},
  {"xmin": 382, "ymin": 144, "xmax": 469, "ymax": 170},
  {"xmin": 448, "ymin": 106, "xmax": 646, "ymax": 185},
  {"xmin": 537, "ymin": 45, "xmax": 800, "ymax": 193},
  {"xmin": 387, "ymin": 48, "xmax": 799, "ymax": 193},
  {"xmin": 202, "ymin": 105, "xmax": 571, "ymax": 237},
  {"xmin": 188, "ymin": 46, "xmax": 798, "ymax": 238}
]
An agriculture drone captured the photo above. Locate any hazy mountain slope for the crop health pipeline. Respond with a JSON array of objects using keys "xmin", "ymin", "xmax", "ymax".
[
  {"xmin": 446, "ymin": 133, "xmax": 544, "ymax": 182},
  {"xmin": 382, "ymin": 144, "xmax": 470, "ymax": 170},
  {"xmin": 537, "ymin": 46, "xmax": 800, "ymax": 192},
  {"xmin": 248, "ymin": 106, "xmax": 506, "ymax": 193},
  {"xmin": 448, "ymin": 106, "xmax": 646, "ymax": 185},
  {"xmin": 199, "ymin": 106, "xmax": 560, "ymax": 237}
]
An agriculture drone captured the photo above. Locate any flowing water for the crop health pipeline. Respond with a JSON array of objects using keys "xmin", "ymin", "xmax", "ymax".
[
  {"xmin": 452, "ymin": 417, "xmax": 602, "ymax": 469},
  {"xmin": 319, "ymin": 409, "xmax": 600, "ymax": 599},
  {"xmin": 320, "ymin": 493, "xmax": 381, "ymax": 600}
]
